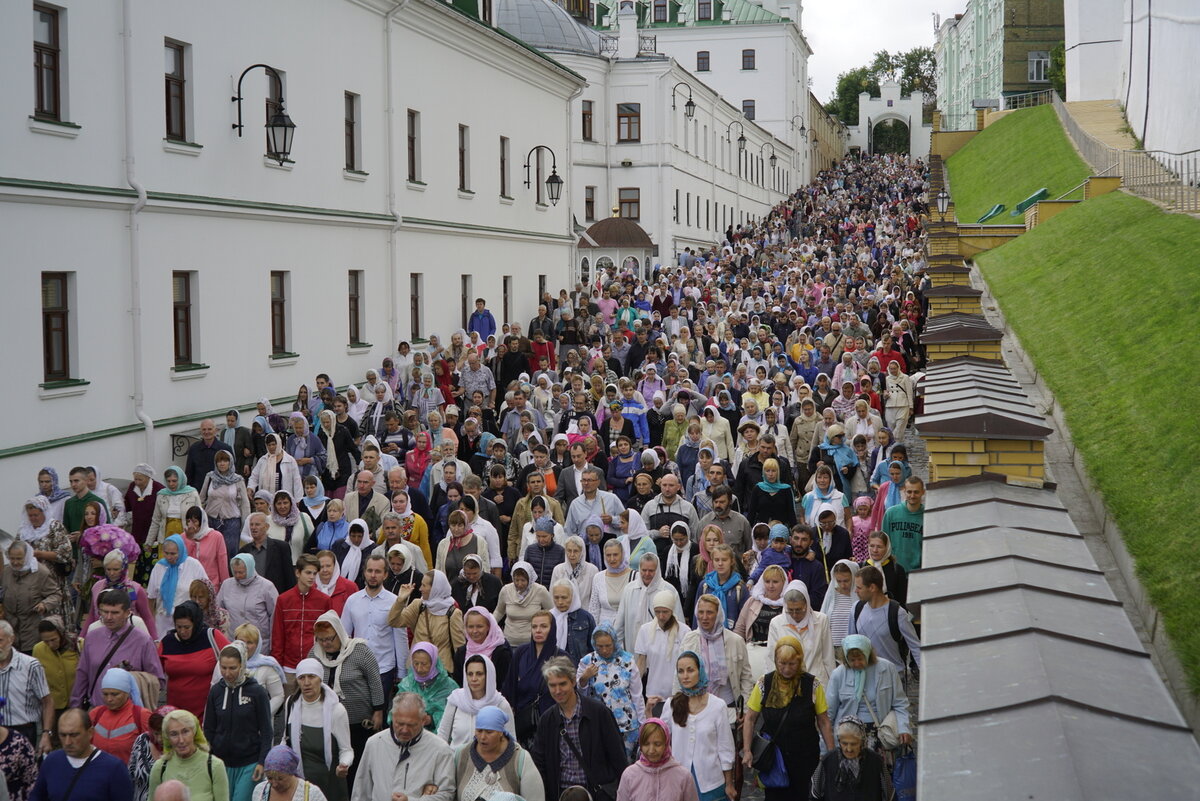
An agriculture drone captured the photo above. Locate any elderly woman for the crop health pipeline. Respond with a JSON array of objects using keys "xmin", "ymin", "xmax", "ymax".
[
  {"xmin": 740, "ymin": 636, "xmax": 833, "ymax": 800},
  {"xmin": 810, "ymin": 717, "xmax": 892, "ymax": 800},
  {"xmin": 549, "ymin": 580, "xmax": 596, "ymax": 664},
  {"xmin": 825, "ymin": 635, "xmax": 912, "ymax": 755},
  {"xmin": 2, "ymin": 540, "xmax": 61, "ymax": 652},
  {"xmin": 388, "ymin": 569, "xmax": 465, "ymax": 672},
  {"xmin": 438, "ymin": 655, "xmax": 515, "ymax": 747},
  {"xmin": 147, "ymin": 534, "xmax": 208, "ymax": 638},
  {"xmin": 248, "ymin": 434, "xmax": 305, "ymax": 504},
  {"xmin": 219, "ymin": 554, "xmax": 280, "ymax": 657},
  {"xmin": 16, "ymin": 495, "xmax": 73, "ymax": 611},
  {"xmin": 615, "ymin": 552, "xmax": 683, "ymax": 653},
  {"xmin": 308, "ymin": 610, "xmax": 384, "ymax": 786},
  {"xmin": 587, "ymin": 539, "xmax": 632, "ymax": 629},
  {"xmin": 267, "ymin": 491, "xmax": 313, "ymax": 565},
  {"xmin": 160, "ymin": 602, "xmax": 231, "ymax": 716},
  {"xmin": 285, "ymin": 413, "xmax": 327, "ymax": 479},
  {"xmin": 84, "ymin": 548, "xmax": 157, "ymax": 638},
  {"xmin": 494, "ymin": 561, "xmax": 553, "ymax": 646},
  {"xmin": 147, "ymin": 709, "xmax": 230, "ymax": 801},
  {"xmin": 766, "ymin": 581, "xmax": 835, "ymax": 688},
  {"xmin": 550, "ymin": 536, "xmax": 599, "ymax": 604},
  {"xmin": 204, "ymin": 642, "xmax": 274, "ymax": 801},
  {"xmin": 577, "ymin": 622, "xmax": 646, "ymax": 757},
  {"xmin": 282, "ymin": 659, "xmax": 354, "ymax": 799},
  {"xmin": 396, "ymin": 641, "xmax": 459, "ymax": 732},
  {"xmin": 452, "ymin": 705, "xmax": 544, "ymax": 801},
  {"xmin": 253, "ymin": 744, "xmax": 330, "ymax": 801}
]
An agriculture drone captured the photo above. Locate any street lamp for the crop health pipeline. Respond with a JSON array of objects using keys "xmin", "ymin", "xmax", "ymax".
[
  {"xmin": 231, "ymin": 63, "xmax": 295, "ymax": 165},
  {"xmin": 671, "ymin": 82, "xmax": 696, "ymax": 120},
  {"xmin": 523, "ymin": 145, "xmax": 564, "ymax": 206},
  {"xmin": 759, "ymin": 141, "xmax": 777, "ymax": 168},
  {"xmin": 936, "ymin": 189, "xmax": 951, "ymax": 216},
  {"xmin": 727, "ymin": 120, "xmax": 746, "ymax": 152},
  {"xmin": 790, "ymin": 114, "xmax": 807, "ymax": 139}
]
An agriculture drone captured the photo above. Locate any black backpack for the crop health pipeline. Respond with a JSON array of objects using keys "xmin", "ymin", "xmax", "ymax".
[{"xmin": 853, "ymin": 599, "xmax": 910, "ymax": 663}]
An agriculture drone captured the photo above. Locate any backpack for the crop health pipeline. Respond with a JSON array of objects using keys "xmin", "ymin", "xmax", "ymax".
[{"xmin": 853, "ymin": 599, "xmax": 909, "ymax": 663}]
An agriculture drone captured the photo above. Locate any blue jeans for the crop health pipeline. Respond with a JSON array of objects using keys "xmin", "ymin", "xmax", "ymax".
[{"xmin": 211, "ymin": 516, "xmax": 244, "ymax": 560}]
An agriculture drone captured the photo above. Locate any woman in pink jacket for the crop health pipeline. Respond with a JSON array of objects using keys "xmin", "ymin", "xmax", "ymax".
[{"xmin": 616, "ymin": 718, "xmax": 699, "ymax": 801}]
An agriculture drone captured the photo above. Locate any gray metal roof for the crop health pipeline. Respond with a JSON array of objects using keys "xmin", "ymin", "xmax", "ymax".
[
  {"xmin": 913, "ymin": 474, "xmax": 1200, "ymax": 799},
  {"xmin": 919, "ymin": 359, "xmax": 1052, "ymax": 440},
  {"xmin": 494, "ymin": 0, "xmax": 601, "ymax": 55},
  {"xmin": 921, "ymin": 313, "xmax": 1003, "ymax": 343}
]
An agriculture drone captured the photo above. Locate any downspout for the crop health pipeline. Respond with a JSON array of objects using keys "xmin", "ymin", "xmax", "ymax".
[
  {"xmin": 122, "ymin": 0, "xmax": 153, "ymax": 460},
  {"xmin": 656, "ymin": 67, "xmax": 668, "ymax": 272},
  {"xmin": 566, "ymin": 80, "xmax": 585, "ymax": 290},
  {"xmin": 385, "ymin": 0, "xmax": 410, "ymax": 348}
]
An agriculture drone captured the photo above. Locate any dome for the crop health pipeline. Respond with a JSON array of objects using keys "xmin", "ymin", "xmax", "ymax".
[
  {"xmin": 494, "ymin": 0, "xmax": 601, "ymax": 56},
  {"xmin": 578, "ymin": 216, "xmax": 653, "ymax": 249}
]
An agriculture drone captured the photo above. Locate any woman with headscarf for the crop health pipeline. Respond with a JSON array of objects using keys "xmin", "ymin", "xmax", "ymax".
[
  {"xmin": 669, "ymin": 651, "xmax": 736, "ymax": 801},
  {"xmin": 435, "ymin": 509, "xmax": 491, "ymax": 580},
  {"xmin": 382, "ymin": 542, "xmax": 423, "ymax": 598},
  {"xmin": 248, "ymin": 434, "xmax": 304, "ymax": 503},
  {"xmin": 204, "ymin": 642, "xmax": 274, "ymax": 801},
  {"xmin": 733, "ymin": 563, "xmax": 787, "ymax": 649},
  {"xmin": 745, "ymin": 458, "xmax": 797, "ymax": 528},
  {"xmin": 267, "ymin": 490, "xmax": 314, "ymax": 564},
  {"xmin": 453, "ymin": 606, "xmax": 512, "ymax": 688},
  {"xmin": 439, "ymin": 654, "xmax": 515, "ymax": 746},
  {"xmin": 32, "ymin": 615, "xmax": 78, "ymax": 725},
  {"xmin": 548, "ymin": 579, "xmax": 595, "ymax": 664},
  {"xmin": 307, "ymin": 494, "xmax": 347, "ymax": 553},
  {"xmin": 500, "ymin": 610, "xmax": 563, "ymax": 749},
  {"xmin": 282, "ymin": 659, "xmax": 353, "ymax": 800},
  {"xmin": 388, "ymin": 568, "xmax": 465, "ymax": 672},
  {"xmin": 633, "ymin": 589, "xmax": 691, "ymax": 719},
  {"xmin": 821, "ymin": 560, "xmax": 861, "ymax": 662},
  {"xmin": 550, "ymin": 536, "xmax": 599, "ymax": 606},
  {"xmin": 90, "ymin": 668, "xmax": 150, "ymax": 763},
  {"xmin": 694, "ymin": 544, "xmax": 746, "ymax": 632},
  {"xmin": 617, "ymin": 718, "xmax": 699, "ymax": 801},
  {"xmin": 396, "ymin": 641, "xmax": 459, "ymax": 731},
  {"xmin": 809, "ymin": 716, "xmax": 892, "ymax": 801},
  {"xmin": 615, "ymin": 552, "xmax": 683, "ymax": 653},
  {"xmin": 308, "ymin": 610, "xmax": 383, "ymax": 788},
  {"xmin": 766, "ymin": 580, "xmax": 835, "ymax": 688},
  {"xmin": 811, "ymin": 424, "xmax": 858, "ymax": 497},
  {"xmin": 411, "ymin": 373, "xmax": 449, "ymax": 427},
  {"xmin": 292, "ymin": 385, "xmax": 315, "ymax": 423},
  {"xmin": 231, "ymin": 623, "xmax": 286, "ymax": 717},
  {"xmin": 159, "ymin": 600, "xmax": 230, "ymax": 716},
  {"xmin": 200, "ymin": 448, "xmax": 252, "ymax": 561},
  {"xmin": 253, "ymin": 744, "xmax": 330, "ymax": 801},
  {"xmin": 35, "ymin": 466, "xmax": 72, "ymax": 523},
  {"xmin": 740, "ymin": 635, "xmax": 834, "ymax": 800},
  {"xmin": 824, "ymin": 634, "xmax": 911, "ymax": 756},
  {"xmin": 189, "ymin": 577, "xmax": 231, "ymax": 637},
  {"xmin": 80, "ymin": 548, "xmax": 155, "ymax": 638},
  {"xmin": 147, "ymin": 533, "xmax": 209, "ymax": 638},
  {"xmin": 147, "ymin": 708, "xmax": 229, "ymax": 801},
  {"xmin": 576, "ymin": 622, "xmax": 645, "ymax": 757},
  {"xmin": 862, "ymin": 531, "xmax": 907, "ymax": 606},
  {"xmin": 801, "ymin": 465, "xmax": 851, "ymax": 533},
  {"xmin": 147, "ymin": 466, "xmax": 202, "ymax": 553},
  {"xmin": 19, "ymin": 495, "xmax": 74, "ymax": 608},
  {"xmin": 219, "ymin": 554, "xmax": 280, "ymax": 658},
  {"xmin": 285, "ymin": 413, "xmax": 327, "ymax": 481},
  {"xmin": 677, "ymin": 593, "xmax": 753, "ymax": 716},
  {"xmin": 345, "ymin": 386, "xmax": 369, "ymax": 423},
  {"xmin": 587, "ymin": 538, "xmax": 632, "ymax": 629},
  {"xmin": 494, "ymin": 561, "xmax": 553, "ymax": 646},
  {"xmin": 251, "ymin": 415, "xmax": 275, "ymax": 461},
  {"xmin": 182, "ymin": 505, "xmax": 229, "ymax": 586},
  {"xmin": 405, "ymin": 430, "xmax": 435, "ymax": 491},
  {"xmin": 333, "ymin": 518, "xmax": 378, "ymax": 588},
  {"xmin": 317, "ymin": 410, "xmax": 357, "ymax": 501},
  {"xmin": 869, "ymin": 461, "xmax": 906, "ymax": 533}
]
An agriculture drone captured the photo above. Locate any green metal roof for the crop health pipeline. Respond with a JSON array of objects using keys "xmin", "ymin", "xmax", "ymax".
[{"xmin": 593, "ymin": 0, "xmax": 784, "ymax": 28}]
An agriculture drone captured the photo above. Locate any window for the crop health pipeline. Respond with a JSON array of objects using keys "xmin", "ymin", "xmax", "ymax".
[
  {"xmin": 503, "ymin": 276, "xmax": 512, "ymax": 326},
  {"xmin": 618, "ymin": 187, "xmax": 640, "ymax": 220},
  {"xmin": 406, "ymin": 109, "xmax": 420, "ymax": 182},
  {"xmin": 410, "ymin": 274, "xmax": 422, "ymax": 340},
  {"xmin": 172, "ymin": 271, "xmax": 194, "ymax": 365},
  {"xmin": 164, "ymin": 41, "xmax": 187, "ymax": 141},
  {"xmin": 458, "ymin": 125, "xmax": 470, "ymax": 191},
  {"xmin": 706, "ymin": 199, "xmax": 710, "ymax": 230},
  {"xmin": 344, "ymin": 92, "xmax": 360, "ymax": 170},
  {"xmin": 480, "ymin": 0, "xmax": 493, "ymax": 23},
  {"xmin": 266, "ymin": 69, "xmax": 284, "ymax": 160},
  {"xmin": 348, "ymin": 270, "xmax": 363, "ymax": 345},
  {"xmin": 686, "ymin": 192, "xmax": 691, "ymax": 226},
  {"xmin": 696, "ymin": 51, "xmax": 709, "ymax": 71},
  {"xmin": 499, "ymin": 136, "xmax": 510, "ymax": 197},
  {"xmin": 742, "ymin": 99, "xmax": 755, "ymax": 120},
  {"xmin": 581, "ymin": 100, "xmax": 594, "ymax": 141},
  {"xmin": 617, "ymin": 103, "xmax": 640, "ymax": 142},
  {"xmin": 460, "ymin": 276, "xmax": 472, "ymax": 330},
  {"xmin": 674, "ymin": 189, "xmax": 679, "ymax": 222},
  {"xmin": 270, "ymin": 271, "xmax": 289, "ymax": 354},
  {"xmin": 41, "ymin": 272, "xmax": 70, "ymax": 381},
  {"xmin": 1028, "ymin": 50, "xmax": 1049, "ymax": 82},
  {"xmin": 653, "ymin": 0, "xmax": 667, "ymax": 22},
  {"xmin": 585, "ymin": 186, "xmax": 596, "ymax": 221},
  {"xmin": 742, "ymin": 49, "xmax": 756, "ymax": 70},
  {"xmin": 33, "ymin": 4, "xmax": 60, "ymax": 120},
  {"xmin": 697, "ymin": 0, "xmax": 711, "ymax": 20}
]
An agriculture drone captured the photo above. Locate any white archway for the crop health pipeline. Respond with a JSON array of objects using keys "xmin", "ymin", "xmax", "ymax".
[{"xmin": 845, "ymin": 80, "xmax": 930, "ymax": 159}]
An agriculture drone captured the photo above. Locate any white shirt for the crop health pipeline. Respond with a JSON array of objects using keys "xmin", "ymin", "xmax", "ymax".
[
  {"xmin": 342, "ymin": 587, "xmax": 408, "ymax": 675},
  {"xmin": 669, "ymin": 693, "xmax": 735, "ymax": 793},
  {"xmin": 634, "ymin": 620, "xmax": 691, "ymax": 700}
]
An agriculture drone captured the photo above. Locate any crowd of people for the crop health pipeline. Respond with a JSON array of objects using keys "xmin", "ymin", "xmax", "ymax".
[{"xmin": 0, "ymin": 152, "xmax": 931, "ymax": 801}]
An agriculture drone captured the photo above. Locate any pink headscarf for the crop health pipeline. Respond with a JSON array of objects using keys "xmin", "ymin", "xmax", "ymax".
[
  {"xmin": 464, "ymin": 606, "xmax": 507, "ymax": 659},
  {"xmin": 637, "ymin": 718, "xmax": 674, "ymax": 767}
]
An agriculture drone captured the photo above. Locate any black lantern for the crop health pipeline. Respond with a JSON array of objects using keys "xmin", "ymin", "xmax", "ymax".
[
  {"xmin": 790, "ymin": 114, "xmax": 806, "ymax": 138},
  {"xmin": 760, "ymin": 141, "xmax": 777, "ymax": 168},
  {"xmin": 936, "ymin": 189, "xmax": 950, "ymax": 215},
  {"xmin": 672, "ymin": 82, "xmax": 697, "ymax": 120},
  {"xmin": 232, "ymin": 64, "xmax": 295, "ymax": 165},
  {"xmin": 546, "ymin": 167, "xmax": 564, "ymax": 205},
  {"xmin": 728, "ymin": 120, "xmax": 746, "ymax": 153},
  {"xmin": 524, "ymin": 145, "xmax": 564, "ymax": 207}
]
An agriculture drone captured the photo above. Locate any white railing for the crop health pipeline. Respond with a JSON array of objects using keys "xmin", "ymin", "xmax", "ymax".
[
  {"xmin": 1000, "ymin": 89, "xmax": 1054, "ymax": 111},
  {"xmin": 1050, "ymin": 91, "xmax": 1200, "ymax": 213}
]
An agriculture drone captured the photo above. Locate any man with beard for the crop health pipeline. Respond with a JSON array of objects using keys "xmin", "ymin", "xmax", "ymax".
[{"xmin": 342, "ymin": 554, "xmax": 408, "ymax": 692}]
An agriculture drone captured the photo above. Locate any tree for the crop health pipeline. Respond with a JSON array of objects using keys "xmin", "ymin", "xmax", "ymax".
[
  {"xmin": 825, "ymin": 46, "xmax": 936, "ymax": 125},
  {"xmin": 1048, "ymin": 41, "xmax": 1066, "ymax": 98},
  {"xmin": 825, "ymin": 66, "xmax": 879, "ymax": 126}
]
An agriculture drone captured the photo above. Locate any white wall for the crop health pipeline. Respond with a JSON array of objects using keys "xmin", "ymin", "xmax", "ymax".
[
  {"xmin": 1064, "ymin": 0, "xmax": 1124, "ymax": 102},
  {"xmin": 1119, "ymin": 0, "xmax": 1200, "ymax": 154}
]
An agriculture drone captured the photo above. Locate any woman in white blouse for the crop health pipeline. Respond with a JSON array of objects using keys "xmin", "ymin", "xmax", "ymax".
[
  {"xmin": 587, "ymin": 539, "xmax": 632, "ymax": 628},
  {"xmin": 669, "ymin": 650, "xmax": 736, "ymax": 801}
]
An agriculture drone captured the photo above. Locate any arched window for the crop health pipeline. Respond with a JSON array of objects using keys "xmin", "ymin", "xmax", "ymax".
[{"xmin": 580, "ymin": 257, "xmax": 591, "ymax": 286}]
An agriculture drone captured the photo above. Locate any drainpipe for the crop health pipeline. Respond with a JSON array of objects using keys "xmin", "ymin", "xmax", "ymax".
[
  {"xmin": 122, "ymin": 0, "xmax": 153, "ymax": 460},
  {"xmin": 566, "ymin": 80, "xmax": 585, "ymax": 290},
  {"xmin": 384, "ymin": 0, "xmax": 410, "ymax": 349}
]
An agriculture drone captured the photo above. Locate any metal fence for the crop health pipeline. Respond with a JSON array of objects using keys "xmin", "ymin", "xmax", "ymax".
[
  {"xmin": 1050, "ymin": 91, "xmax": 1200, "ymax": 213},
  {"xmin": 1000, "ymin": 90, "xmax": 1054, "ymax": 111}
]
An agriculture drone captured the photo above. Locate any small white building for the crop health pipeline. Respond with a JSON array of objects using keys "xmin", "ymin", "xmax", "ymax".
[
  {"xmin": 0, "ymin": 0, "xmax": 583, "ymax": 514},
  {"xmin": 846, "ymin": 81, "xmax": 931, "ymax": 160}
]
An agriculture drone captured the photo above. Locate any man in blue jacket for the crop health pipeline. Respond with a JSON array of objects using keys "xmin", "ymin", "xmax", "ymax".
[
  {"xmin": 31, "ymin": 708, "xmax": 134, "ymax": 801},
  {"xmin": 468, "ymin": 298, "xmax": 497, "ymax": 340}
]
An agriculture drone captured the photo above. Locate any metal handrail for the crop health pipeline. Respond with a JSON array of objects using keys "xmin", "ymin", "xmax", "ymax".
[{"xmin": 1000, "ymin": 89, "xmax": 1054, "ymax": 111}]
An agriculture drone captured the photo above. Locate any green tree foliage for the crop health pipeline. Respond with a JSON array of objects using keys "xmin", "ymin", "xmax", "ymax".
[
  {"xmin": 1048, "ymin": 41, "xmax": 1066, "ymax": 98},
  {"xmin": 873, "ymin": 120, "xmax": 910, "ymax": 154},
  {"xmin": 825, "ymin": 47, "xmax": 936, "ymax": 126}
]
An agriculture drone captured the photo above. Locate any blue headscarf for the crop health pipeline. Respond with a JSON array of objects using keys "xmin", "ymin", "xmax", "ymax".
[
  {"xmin": 677, "ymin": 650, "xmax": 708, "ymax": 697},
  {"xmin": 818, "ymin": 430, "xmax": 858, "ymax": 473},
  {"xmin": 841, "ymin": 634, "xmax": 873, "ymax": 703},
  {"xmin": 230, "ymin": 553, "xmax": 258, "ymax": 586},
  {"xmin": 590, "ymin": 622, "xmax": 630, "ymax": 663},
  {"xmin": 302, "ymin": 477, "xmax": 330, "ymax": 509},
  {"xmin": 253, "ymin": 415, "xmax": 274, "ymax": 435},
  {"xmin": 100, "ymin": 667, "xmax": 143, "ymax": 707},
  {"xmin": 156, "ymin": 533, "xmax": 190, "ymax": 613},
  {"xmin": 242, "ymin": 625, "xmax": 287, "ymax": 685}
]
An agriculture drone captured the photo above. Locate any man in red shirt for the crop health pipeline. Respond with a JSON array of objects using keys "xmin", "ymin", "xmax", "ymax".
[
  {"xmin": 270, "ymin": 553, "xmax": 330, "ymax": 694},
  {"xmin": 870, "ymin": 334, "xmax": 907, "ymax": 376}
]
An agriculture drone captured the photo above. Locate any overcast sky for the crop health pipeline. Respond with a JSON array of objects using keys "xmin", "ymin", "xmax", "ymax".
[{"xmin": 804, "ymin": 0, "xmax": 967, "ymax": 102}]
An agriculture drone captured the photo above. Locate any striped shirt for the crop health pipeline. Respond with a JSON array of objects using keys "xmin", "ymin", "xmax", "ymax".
[{"xmin": 0, "ymin": 652, "xmax": 50, "ymax": 727}]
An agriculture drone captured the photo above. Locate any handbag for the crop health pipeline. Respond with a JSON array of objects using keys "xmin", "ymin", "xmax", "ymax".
[
  {"xmin": 757, "ymin": 744, "xmax": 790, "ymax": 789},
  {"xmin": 515, "ymin": 696, "xmax": 541, "ymax": 744},
  {"xmin": 749, "ymin": 674, "xmax": 791, "ymax": 773},
  {"xmin": 893, "ymin": 744, "xmax": 917, "ymax": 800},
  {"xmin": 862, "ymin": 694, "xmax": 900, "ymax": 751}
]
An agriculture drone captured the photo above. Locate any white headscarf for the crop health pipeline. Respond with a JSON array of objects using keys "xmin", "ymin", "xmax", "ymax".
[
  {"xmin": 5, "ymin": 540, "xmax": 39, "ymax": 574},
  {"xmin": 820, "ymin": 559, "xmax": 860, "ymax": 616},
  {"xmin": 781, "ymin": 579, "xmax": 813, "ymax": 633},
  {"xmin": 549, "ymin": 580, "xmax": 581, "ymax": 650},
  {"xmin": 341, "ymin": 519, "xmax": 371, "ymax": 584},
  {"xmin": 446, "ymin": 653, "xmax": 503, "ymax": 714},
  {"xmin": 291, "ymin": 658, "xmax": 339, "ymax": 776},
  {"xmin": 423, "ymin": 569, "xmax": 456, "ymax": 615},
  {"xmin": 18, "ymin": 496, "xmax": 53, "ymax": 543}
]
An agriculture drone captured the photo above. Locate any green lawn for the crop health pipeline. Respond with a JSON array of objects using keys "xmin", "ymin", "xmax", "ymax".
[
  {"xmin": 976, "ymin": 190, "xmax": 1200, "ymax": 690},
  {"xmin": 947, "ymin": 104, "xmax": 1091, "ymax": 223}
]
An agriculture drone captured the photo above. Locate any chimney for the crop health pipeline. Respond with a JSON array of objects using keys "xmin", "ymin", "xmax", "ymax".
[{"xmin": 617, "ymin": 0, "xmax": 638, "ymax": 59}]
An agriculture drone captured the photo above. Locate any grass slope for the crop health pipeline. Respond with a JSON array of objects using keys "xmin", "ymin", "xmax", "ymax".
[
  {"xmin": 947, "ymin": 105, "xmax": 1091, "ymax": 223},
  {"xmin": 976, "ymin": 190, "xmax": 1200, "ymax": 689}
]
